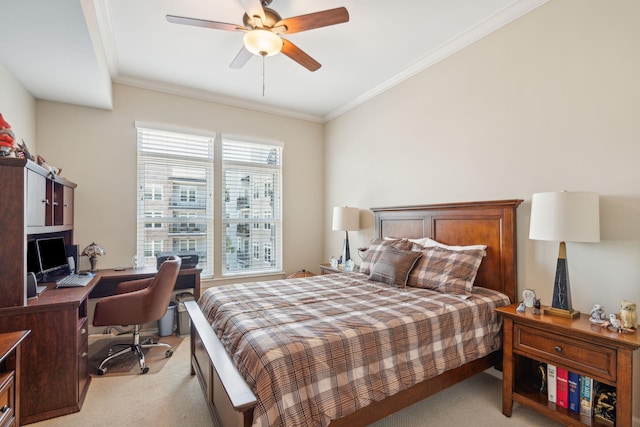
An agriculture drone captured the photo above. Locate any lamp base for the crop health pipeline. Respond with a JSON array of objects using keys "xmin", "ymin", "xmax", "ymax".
[
  {"xmin": 342, "ymin": 231, "xmax": 351, "ymax": 263},
  {"xmin": 543, "ymin": 306, "xmax": 580, "ymax": 319}
]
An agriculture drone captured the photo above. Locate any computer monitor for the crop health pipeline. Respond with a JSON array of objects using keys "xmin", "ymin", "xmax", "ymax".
[{"xmin": 35, "ymin": 237, "xmax": 69, "ymax": 279}]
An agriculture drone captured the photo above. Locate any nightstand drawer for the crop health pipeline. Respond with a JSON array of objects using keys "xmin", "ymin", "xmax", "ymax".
[{"xmin": 514, "ymin": 324, "xmax": 616, "ymax": 382}]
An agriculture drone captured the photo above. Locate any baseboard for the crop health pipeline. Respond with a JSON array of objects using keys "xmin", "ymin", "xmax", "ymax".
[{"xmin": 484, "ymin": 367, "xmax": 502, "ymax": 380}]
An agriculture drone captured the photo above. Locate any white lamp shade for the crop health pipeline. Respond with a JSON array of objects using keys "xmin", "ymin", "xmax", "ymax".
[
  {"xmin": 243, "ymin": 30, "xmax": 283, "ymax": 56},
  {"xmin": 332, "ymin": 206, "xmax": 359, "ymax": 231},
  {"xmin": 529, "ymin": 192, "xmax": 600, "ymax": 242}
]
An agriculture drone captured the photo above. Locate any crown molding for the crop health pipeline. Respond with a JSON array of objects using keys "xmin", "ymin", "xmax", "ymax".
[{"xmin": 113, "ymin": 75, "xmax": 325, "ymax": 123}]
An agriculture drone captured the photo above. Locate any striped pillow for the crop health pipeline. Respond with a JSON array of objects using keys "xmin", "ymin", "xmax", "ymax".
[
  {"xmin": 407, "ymin": 246, "xmax": 486, "ymax": 294},
  {"xmin": 368, "ymin": 246, "xmax": 423, "ymax": 288},
  {"xmin": 359, "ymin": 239, "xmax": 413, "ymax": 275}
]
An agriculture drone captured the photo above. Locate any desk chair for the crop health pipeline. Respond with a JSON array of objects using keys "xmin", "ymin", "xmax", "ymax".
[{"xmin": 92, "ymin": 256, "xmax": 181, "ymax": 375}]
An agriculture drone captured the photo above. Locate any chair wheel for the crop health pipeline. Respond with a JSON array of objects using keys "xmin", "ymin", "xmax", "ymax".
[
  {"xmin": 97, "ymin": 367, "xmax": 107, "ymax": 375},
  {"xmin": 165, "ymin": 349, "xmax": 174, "ymax": 357},
  {"xmin": 141, "ymin": 366, "xmax": 149, "ymax": 374}
]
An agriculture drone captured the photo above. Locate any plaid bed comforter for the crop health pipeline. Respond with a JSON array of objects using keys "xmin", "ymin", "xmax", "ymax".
[{"xmin": 199, "ymin": 272, "xmax": 510, "ymax": 427}]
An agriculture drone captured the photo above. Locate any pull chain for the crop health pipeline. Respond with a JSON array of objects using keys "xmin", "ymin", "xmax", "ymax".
[{"xmin": 262, "ymin": 53, "xmax": 266, "ymax": 97}]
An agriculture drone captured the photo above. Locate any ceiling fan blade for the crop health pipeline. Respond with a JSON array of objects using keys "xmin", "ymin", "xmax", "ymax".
[
  {"xmin": 240, "ymin": 0, "xmax": 266, "ymax": 22},
  {"xmin": 281, "ymin": 38, "xmax": 321, "ymax": 72},
  {"xmin": 276, "ymin": 7, "xmax": 349, "ymax": 34},
  {"xmin": 230, "ymin": 46, "xmax": 253, "ymax": 69},
  {"xmin": 166, "ymin": 15, "xmax": 243, "ymax": 32}
]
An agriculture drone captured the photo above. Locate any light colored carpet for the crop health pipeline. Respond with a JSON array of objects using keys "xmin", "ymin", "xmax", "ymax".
[
  {"xmin": 31, "ymin": 337, "xmax": 562, "ymax": 427},
  {"xmin": 370, "ymin": 370, "xmax": 562, "ymax": 427}
]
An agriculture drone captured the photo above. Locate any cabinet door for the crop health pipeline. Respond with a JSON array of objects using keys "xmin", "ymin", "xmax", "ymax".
[
  {"xmin": 26, "ymin": 170, "xmax": 47, "ymax": 227},
  {"xmin": 63, "ymin": 185, "xmax": 74, "ymax": 226}
]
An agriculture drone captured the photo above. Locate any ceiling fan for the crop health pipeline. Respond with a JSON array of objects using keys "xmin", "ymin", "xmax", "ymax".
[{"xmin": 166, "ymin": 0, "xmax": 349, "ymax": 72}]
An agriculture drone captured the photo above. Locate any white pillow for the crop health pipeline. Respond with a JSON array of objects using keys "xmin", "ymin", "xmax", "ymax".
[{"xmin": 413, "ymin": 238, "xmax": 487, "ymax": 251}]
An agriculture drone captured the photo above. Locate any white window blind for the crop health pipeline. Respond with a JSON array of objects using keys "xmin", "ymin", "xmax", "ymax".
[
  {"xmin": 136, "ymin": 126, "xmax": 214, "ymax": 276},
  {"xmin": 222, "ymin": 138, "xmax": 282, "ymax": 275}
]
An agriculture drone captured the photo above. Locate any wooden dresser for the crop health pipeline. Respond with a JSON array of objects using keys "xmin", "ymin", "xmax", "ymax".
[{"xmin": 0, "ymin": 331, "xmax": 30, "ymax": 427}]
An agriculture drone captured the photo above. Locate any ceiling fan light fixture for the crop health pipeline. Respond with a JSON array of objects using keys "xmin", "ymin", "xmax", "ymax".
[{"xmin": 243, "ymin": 29, "xmax": 283, "ymax": 56}]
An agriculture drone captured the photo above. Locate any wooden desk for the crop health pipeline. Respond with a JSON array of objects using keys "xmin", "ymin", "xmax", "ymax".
[
  {"xmin": 0, "ymin": 281, "xmax": 93, "ymax": 425},
  {"xmin": 0, "ymin": 268, "xmax": 201, "ymax": 425},
  {"xmin": 89, "ymin": 267, "xmax": 202, "ymax": 299}
]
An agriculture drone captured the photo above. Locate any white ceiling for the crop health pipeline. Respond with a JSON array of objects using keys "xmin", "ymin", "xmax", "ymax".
[{"xmin": 0, "ymin": 0, "xmax": 547, "ymax": 123}]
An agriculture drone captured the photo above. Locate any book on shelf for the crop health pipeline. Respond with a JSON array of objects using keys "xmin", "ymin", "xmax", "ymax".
[
  {"xmin": 547, "ymin": 364, "xmax": 557, "ymax": 403},
  {"xmin": 593, "ymin": 382, "xmax": 616, "ymax": 426},
  {"xmin": 580, "ymin": 375, "xmax": 594, "ymax": 418},
  {"xmin": 556, "ymin": 367, "xmax": 569, "ymax": 408},
  {"xmin": 568, "ymin": 371, "xmax": 581, "ymax": 412}
]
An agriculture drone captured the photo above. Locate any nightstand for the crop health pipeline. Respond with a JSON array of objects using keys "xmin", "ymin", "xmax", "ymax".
[
  {"xmin": 318, "ymin": 263, "xmax": 359, "ymax": 275},
  {"xmin": 496, "ymin": 303, "xmax": 640, "ymax": 427}
]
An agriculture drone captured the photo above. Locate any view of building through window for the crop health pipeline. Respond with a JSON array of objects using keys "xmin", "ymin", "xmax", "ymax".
[
  {"xmin": 221, "ymin": 138, "xmax": 282, "ymax": 275},
  {"xmin": 136, "ymin": 126, "xmax": 282, "ymax": 278}
]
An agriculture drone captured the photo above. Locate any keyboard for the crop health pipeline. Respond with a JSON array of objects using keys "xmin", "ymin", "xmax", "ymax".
[{"xmin": 56, "ymin": 274, "xmax": 94, "ymax": 288}]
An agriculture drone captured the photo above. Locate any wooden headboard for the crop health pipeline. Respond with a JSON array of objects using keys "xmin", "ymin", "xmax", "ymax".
[{"xmin": 372, "ymin": 199, "xmax": 523, "ymax": 303}]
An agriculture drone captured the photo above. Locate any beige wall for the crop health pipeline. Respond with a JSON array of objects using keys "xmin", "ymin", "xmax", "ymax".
[
  {"xmin": 0, "ymin": 63, "xmax": 36, "ymax": 153},
  {"xmin": 327, "ymin": 0, "xmax": 639, "ymax": 315},
  {"xmin": 325, "ymin": 0, "xmax": 640, "ymax": 419},
  {"xmin": 35, "ymin": 83, "xmax": 325, "ymax": 284}
]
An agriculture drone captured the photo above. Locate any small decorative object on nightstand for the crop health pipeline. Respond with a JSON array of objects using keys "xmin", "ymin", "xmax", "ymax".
[
  {"xmin": 589, "ymin": 304, "xmax": 606, "ymax": 324},
  {"xmin": 619, "ymin": 300, "xmax": 637, "ymax": 330},
  {"xmin": 344, "ymin": 259, "xmax": 355, "ymax": 272},
  {"xmin": 523, "ymin": 289, "xmax": 536, "ymax": 308},
  {"xmin": 330, "ymin": 256, "xmax": 338, "ymax": 269},
  {"xmin": 532, "ymin": 298, "xmax": 541, "ymax": 315}
]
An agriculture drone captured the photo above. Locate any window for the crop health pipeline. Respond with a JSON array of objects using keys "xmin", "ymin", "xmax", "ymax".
[
  {"xmin": 144, "ymin": 240, "xmax": 163, "ymax": 257},
  {"xmin": 221, "ymin": 137, "xmax": 282, "ymax": 275},
  {"xmin": 264, "ymin": 242, "xmax": 272, "ymax": 264},
  {"xmin": 137, "ymin": 125, "xmax": 282, "ymax": 278},
  {"xmin": 145, "ymin": 211, "xmax": 163, "ymax": 229},
  {"xmin": 145, "ymin": 184, "xmax": 163, "ymax": 201},
  {"xmin": 137, "ymin": 126, "xmax": 214, "ymax": 275}
]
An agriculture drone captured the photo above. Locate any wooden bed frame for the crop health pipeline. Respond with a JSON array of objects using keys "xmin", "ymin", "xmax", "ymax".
[{"xmin": 185, "ymin": 199, "xmax": 523, "ymax": 427}]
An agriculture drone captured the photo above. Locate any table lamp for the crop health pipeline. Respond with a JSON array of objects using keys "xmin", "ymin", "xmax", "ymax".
[
  {"xmin": 529, "ymin": 191, "xmax": 600, "ymax": 318},
  {"xmin": 332, "ymin": 206, "xmax": 359, "ymax": 263},
  {"xmin": 82, "ymin": 242, "xmax": 106, "ymax": 273}
]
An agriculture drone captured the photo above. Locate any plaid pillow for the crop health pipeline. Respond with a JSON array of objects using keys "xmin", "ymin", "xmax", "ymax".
[
  {"xmin": 407, "ymin": 246, "xmax": 486, "ymax": 294},
  {"xmin": 359, "ymin": 239, "xmax": 413, "ymax": 275},
  {"xmin": 368, "ymin": 246, "xmax": 423, "ymax": 288}
]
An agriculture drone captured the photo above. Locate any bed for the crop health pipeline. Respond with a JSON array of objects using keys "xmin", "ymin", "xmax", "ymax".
[{"xmin": 185, "ymin": 199, "xmax": 523, "ymax": 427}]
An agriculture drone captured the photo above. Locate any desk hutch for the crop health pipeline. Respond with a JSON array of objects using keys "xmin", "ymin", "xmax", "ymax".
[{"xmin": 0, "ymin": 158, "xmax": 87, "ymax": 424}]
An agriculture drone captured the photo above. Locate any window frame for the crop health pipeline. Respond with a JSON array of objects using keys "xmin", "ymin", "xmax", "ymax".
[{"xmin": 136, "ymin": 123, "xmax": 283, "ymax": 279}]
